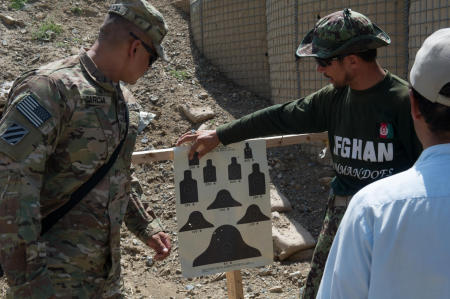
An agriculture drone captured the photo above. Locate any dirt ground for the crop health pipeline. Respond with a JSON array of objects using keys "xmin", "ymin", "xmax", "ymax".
[{"xmin": 0, "ymin": 0, "xmax": 333, "ymax": 298}]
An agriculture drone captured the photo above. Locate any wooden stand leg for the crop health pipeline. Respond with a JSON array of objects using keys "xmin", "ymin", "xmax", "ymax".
[{"xmin": 226, "ymin": 270, "xmax": 244, "ymax": 299}]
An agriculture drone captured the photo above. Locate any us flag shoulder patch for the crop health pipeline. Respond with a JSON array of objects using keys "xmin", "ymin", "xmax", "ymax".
[
  {"xmin": 16, "ymin": 94, "xmax": 52, "ymax": 128},
  {"xmin": 1, "ymin": 122, "xmax": 29, "ymax": 145}
]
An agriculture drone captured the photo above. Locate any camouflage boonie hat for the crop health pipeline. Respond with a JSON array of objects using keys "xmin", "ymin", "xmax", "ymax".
[
  {"xmin": 109, "ymin": 0, "xmax": 168, "ymax": 61},
  {"xmin": 296, "ymin": 8, "xmax": 390, "ymax": 59}
]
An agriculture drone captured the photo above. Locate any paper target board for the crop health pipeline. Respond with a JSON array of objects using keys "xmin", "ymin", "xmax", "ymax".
[{"xmin": 174, "ymin": 140, "xmax": 273, "ymax": 278}]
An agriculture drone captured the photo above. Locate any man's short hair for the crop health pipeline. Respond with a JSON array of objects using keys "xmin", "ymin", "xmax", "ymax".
[
  {"xmin": 412, "ymin": 86, "xmax": 450, "ymax": 134},
  {"xmin": 98, "ymin": 13, "xmax": 144, "ymax": 44},
  {"xmin": 337, "ymin": 49, "xmax": 377, "ymax": 62}
]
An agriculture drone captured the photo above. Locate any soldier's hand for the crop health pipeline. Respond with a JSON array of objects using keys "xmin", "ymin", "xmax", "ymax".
[
  {"xmin": 147, "ymin": 232, "xmax": 171, "ymax": 260},
  {"xmin": 176, "ymin": 129, "xmax": 220, "ymax": 159}
]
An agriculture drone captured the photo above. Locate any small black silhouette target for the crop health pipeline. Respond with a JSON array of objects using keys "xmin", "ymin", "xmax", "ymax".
[
  {"xmin": 237, "ymin": 204, "xmax": 270, "ymax": 224},
  {"xmin": 193, "ymin": 225, "xmax": 261, "ymax": 267},
  {"xmin": 207, "ymin": 189, "xmax": 242, "ymax": 210},
  {"xmin": 179, "ymin": 211, "xmax": 214, "ymax": 232}
]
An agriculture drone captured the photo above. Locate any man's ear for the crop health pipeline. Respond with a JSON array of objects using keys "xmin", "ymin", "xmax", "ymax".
[
  {"xmin": 128, "ymin": 39, "xmax": 140, "ymax": 57},
  {"xmin": 409, "ymin": 89, "xmax": 422, "ymax": 120}
]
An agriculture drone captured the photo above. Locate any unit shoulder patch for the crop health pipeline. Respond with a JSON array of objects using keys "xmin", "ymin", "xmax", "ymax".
[
  {"xmin": 0, "ymin": 122, "xmax": 29, "ymax": 145},
  {"xmin": 16, "ymin": 94, "xmax": 52, "ymax": 128}
]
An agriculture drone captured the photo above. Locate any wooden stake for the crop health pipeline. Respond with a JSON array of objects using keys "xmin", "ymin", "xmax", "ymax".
[{"xmin": 226, "ymin": 270, "xmax": 244, "ymax": 299}]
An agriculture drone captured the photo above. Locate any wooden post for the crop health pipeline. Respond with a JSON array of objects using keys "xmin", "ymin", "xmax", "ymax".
[
  {"xmin": 226, "ymin": 270, "xmax": 244, "ymax": 299},
  {"xmin": 131, "ymin": 132, "xmax": 328, "ymax": 163}
]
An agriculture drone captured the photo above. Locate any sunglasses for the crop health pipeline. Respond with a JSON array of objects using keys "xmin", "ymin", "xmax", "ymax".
[
  {"xmin": 129, "ymin": 32, "xmax": 158, "ymax": 67},
  {"xmin": 315, "ymin": 55, "xmax": 345, "ymax": 67}
]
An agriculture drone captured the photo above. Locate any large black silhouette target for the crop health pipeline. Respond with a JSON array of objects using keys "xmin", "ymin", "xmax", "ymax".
[
  {"xmin": 237, "ymin": 204, "xmax": 270, "ymax": 224},
  {"xmin": 207, "ymin": 189, "xmax": 242, "ymax": 210},
  {"xmin": 180, "ymin": 211, "xmax": 214, "ymax": 232},
  {"xmin": 248, "ymin": 163, "xmax": 266, "ymax": 196},
  {"xmin": 193, "ymin": 225, "xmax": 261, "ymax": 267},
  {"xmin": 180, "ymin": 170, "xmax": 198, "ymax": 204}
]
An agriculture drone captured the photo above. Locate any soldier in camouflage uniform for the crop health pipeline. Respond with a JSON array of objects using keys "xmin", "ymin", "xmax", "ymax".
[
  {"xmin": 0, "ymin": 1, "xmax": 171, "ymax": 298},
  {"xmin": 177, "ymin": 9, "xmax": 422, "ymax": 299}
]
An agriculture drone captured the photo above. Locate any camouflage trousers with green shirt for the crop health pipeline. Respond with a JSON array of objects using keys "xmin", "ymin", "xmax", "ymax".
[{"xmin": 300, "ymin": 192, "xmax": 350, "ymax": 299}]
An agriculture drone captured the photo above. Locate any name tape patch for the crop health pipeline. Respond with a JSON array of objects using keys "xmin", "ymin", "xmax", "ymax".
[
  {"xmin": 16, "ymin": 94, "xmax": 52, "ymax": 128},
  {"xmin": 1, "ymin": 122, "xmax": 29, "ymax": 145}
]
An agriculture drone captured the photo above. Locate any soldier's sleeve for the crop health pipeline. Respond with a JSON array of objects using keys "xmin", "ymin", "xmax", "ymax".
[
  {"xmin": 216, "ymin": 85, "xmax": 337, "ymax": 145},
  {"xmin": 0, "ymin": 75, "xmax": 66, "ymax": 298},
  {"xmin": 124, "ymin": 175, "xmax": 165, "ymax": 244}
]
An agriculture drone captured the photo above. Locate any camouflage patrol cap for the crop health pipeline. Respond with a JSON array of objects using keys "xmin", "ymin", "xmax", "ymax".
[
  {"xmin": 109, "ymin": 0, "xmax": 168, "ymax": 61},
  {"xmin": 296, "ymin": 8, "xmax": 390, "ymax": 59}
]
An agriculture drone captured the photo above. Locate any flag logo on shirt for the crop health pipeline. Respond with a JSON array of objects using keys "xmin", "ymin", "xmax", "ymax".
[
  {"xmin": 16, "ymin": 94, "xmax": 51, "ymax": 128},
  {"xmin": 1, "ymin": 122, "xmax": 29, "ymax": 145},
  {"xmin": 379, "ymin": 122, "xmax": 394, "ymax": 139}
]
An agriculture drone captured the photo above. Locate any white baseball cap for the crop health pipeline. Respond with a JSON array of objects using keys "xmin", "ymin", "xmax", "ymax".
[{"xmin": 410, "ymin": 28, "xmax": 450, "ymax": 107}]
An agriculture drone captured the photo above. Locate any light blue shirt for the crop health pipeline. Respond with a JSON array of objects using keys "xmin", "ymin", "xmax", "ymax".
[{"xmin": 318, "ymin": 143, "xmax": 450, "ymax": 299}]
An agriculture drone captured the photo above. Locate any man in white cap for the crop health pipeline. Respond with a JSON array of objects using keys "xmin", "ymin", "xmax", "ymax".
[{"xmin": 317, "ymin": 28, "xmax": 450, "ymax": 299}]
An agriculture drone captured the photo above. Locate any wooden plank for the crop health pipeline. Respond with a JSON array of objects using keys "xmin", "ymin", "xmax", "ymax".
[
  {"xmin": 131, "ymin": 132, "xmax": 328, "ymax": 163},
  {"xmin": 226, "ymin": 270, "xmax": 244, "ymax": 299}
]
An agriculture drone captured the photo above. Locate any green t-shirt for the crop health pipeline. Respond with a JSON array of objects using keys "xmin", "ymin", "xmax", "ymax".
[{"xmin": 217, "ymin": 72, "xmax": 422, "ymax": 195}]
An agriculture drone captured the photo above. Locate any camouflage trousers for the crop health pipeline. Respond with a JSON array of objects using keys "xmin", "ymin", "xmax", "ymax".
[{"xmin": 300, "ymin": 192, "xmax": 348, "ymax": 299}]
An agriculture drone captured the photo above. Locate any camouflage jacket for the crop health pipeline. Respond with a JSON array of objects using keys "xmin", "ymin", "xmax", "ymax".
[{"xmin": 0, "ymin": 51, "xmax": 163, "ymax": 298}]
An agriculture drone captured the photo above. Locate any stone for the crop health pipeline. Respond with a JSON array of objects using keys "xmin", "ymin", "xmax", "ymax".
[
  {"xmin": 272, "ymin": 214, "xmax": 315, "ymax": 261},
  {"xmin": 138, "ymin": 111, "xmax": 156, "ymax": 133},
  {"xmin": 180, "ymin": 105, "xmax": 215, "ymax": 124},
  {"xmin": 0, "ymin": 14, "xmax": 25, "ymax": 26},
  {"xmin": 198, "ymin": 122, "xmax": 213, "ymax": 131},
  {"xmin": 285, "ymin": 248, "xmax": 314, "ymax": 262},
  {"xmin": 270, "ymin": 184, "xmax": 293, "ymax": 212},
  {"xmin": 198, "ymin": 92, "xmax": 208, "ymax": 99},
  {"xmin": 269, "ymin": 286, "xmax": 283, "ymax": 293},
  {"xmin": 318, "ymin": 176, "xmax": 333, "ymax": 185}
]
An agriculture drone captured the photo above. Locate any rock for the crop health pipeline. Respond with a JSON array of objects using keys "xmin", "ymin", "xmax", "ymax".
[
  {"xmin": 272, "ymin": 214, "xmax": 315, "ymax": 261},
  {"xmin": 209, "ymin": 272, "xmax": 226, "ymax": 282},
  {"xmin": 198, "ymin": 122, "xmax": 213, "ymax": 131},
  {"xmin": 180, "ymin": 105, "xmax": 215, "ymax": 124},
  {"xmin": 258, "ymin": 268, "xmax": 272, "ymax": 276},
  {"xmin": 285, "ymin": 248, "xmax": 314, "ymax": 262},
  {"xmin": 198, "ymin": 92, "xmax": 208, "ymax": 99},
  {"xmin": 288, "ymin": 271, "xmax": 301, "ymax": 279},
  {"xmin": 145, "ymin": 256, "xmax": 154, "ymax": 267},
  {"xmin": 160, "ymin": 268, "xmax": 171, "ymax": 276},
  {"xmin": 138, "ymin": 111, "xmax": 156, "ymax": 133},
  {"xmin": 318, "ymin": 176, "xmax": 333, "ymax": 185},
  {"xmin": 269, "ymin": 286, "xmax": 283, "ymax": 293},
  {"xmin": 270, "ymin": 184, "xmax": 293, "ymax": 212},
  {"xmin": 2, "ymin": 40, "xmax": 7, "ymax": 46},
  {"xmin": 0, "ymin": 14, "xmax": 25, "ymax": 26},
  {"xmin": 185, "ymin": 284, "xmax": 194, "ymax": 291}
]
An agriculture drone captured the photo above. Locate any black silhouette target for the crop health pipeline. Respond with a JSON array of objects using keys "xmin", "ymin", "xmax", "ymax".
[
  {"xmin": 228, "ymin": 157, "xmax": 242, "ymax": 180},
  {"xmin": 193, "ymin": 225, "xmax": 261, "ymax": 267},
  {"xmin": 207, "ymin": 189, "xmax": 242, "ymax": 210},
  {"xmin": 179, "ymin": 211, "xmax": 214, "ymax": 232},
  {"xmin": 248, "ymin": 163, "xmax": 266, "ymax": 196},
  {"xmin": 244, "ymin": 142, "xmax": 253, "ymax": 159},
  {"xmin": 189, "ymin": 151, "xmax": 199, "ymax": 166},
  {"xmin": 180, "ymin": 170, "xmax": 198, "ymax": 204},
  {"xmin": 203, "ymin": 159, "xmax": 217, "ymax": 183},
  {"xmin": 237, "ymin": 204, "xmax": 270, "ymax": 224}
]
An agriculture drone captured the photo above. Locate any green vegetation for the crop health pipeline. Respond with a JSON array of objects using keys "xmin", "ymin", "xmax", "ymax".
[
  {"xmin": 71, "ymin": 6, "xmax": 83, "ymax": 15},
  {"xmin": 32, "ymin": 19, "xmax": 63, "ymax": 41},
  {"xmin": 10, "ymin": 0, "xmax": 27, "ymax": 10},
  {"xmin": 169, "ymin": 69, "xmax": 191, "ymax": 81}
]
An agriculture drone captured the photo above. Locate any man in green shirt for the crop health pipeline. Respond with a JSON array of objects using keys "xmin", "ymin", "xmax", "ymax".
[{"xmin": 177, "ymin": 8, "xmax": 421, "ymax": 299}]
